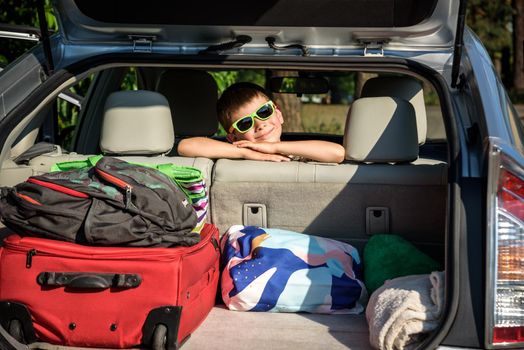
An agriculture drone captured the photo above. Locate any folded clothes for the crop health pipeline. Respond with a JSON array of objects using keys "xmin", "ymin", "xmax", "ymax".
[{"xmin": 366, "ymin": 271, "xmax": 444, "ymax": 350}]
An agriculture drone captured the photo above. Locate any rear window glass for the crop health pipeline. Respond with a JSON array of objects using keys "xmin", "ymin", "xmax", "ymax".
[
  {"xmin": 74, "ymin": 0, "xmax": 438, "ymax": 27},
  {"xmin": 211, "ymin": 70, "xmax": 354, "ymax": 136},
  {"xmin": 210, "ymin": 70, "xmax": 445, "ymax": 141}
]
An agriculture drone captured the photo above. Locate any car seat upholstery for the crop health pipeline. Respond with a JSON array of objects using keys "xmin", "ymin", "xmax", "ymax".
[
  {"xmin": 360, "ymin": 76, "xmax": 427, "ymax": 144},
  {"xmin": 27, "ymin": 90, "xmax": 214, "ymax": 182},
  {"xmin": 156, "ymin": 69, "xmax": 218, "ymax": 137},
  {"xmin": 100, "ymin": 90, "xmax": 174, "ymax": 155},
  {"xmin": 210, "ymin": 96, "xmax": 447, "ymax": 258},
  {"xmin": 0, "ymin": 112, "xmax": 52, "ymax": 186},
  {"xmin": 9, "ymin": 128, "xmax": 39, "ymax": 160},
  {"xmin": 0, "ymin": 129, "xmax": 41, "ymax": 186},
  {"xmin": 343, "ymin": 96, "xmax": 418, "ymax": 162}
]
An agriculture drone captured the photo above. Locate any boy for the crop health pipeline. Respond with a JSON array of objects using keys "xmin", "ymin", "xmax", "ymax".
[{"xmin": 178, "ymin": 82, "xmax": 345, "ymax": 163}]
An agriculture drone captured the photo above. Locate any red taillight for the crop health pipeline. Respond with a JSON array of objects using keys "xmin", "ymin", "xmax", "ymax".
[
  {"xmin": 493, "ymin": 326, "xmax": 524, "ymax": 344},
  {"xmin": 499, "ymin": 169, "xmax": 524, "ymax": 220},
  {"xmin": 500, "ymin": 170, "xmax": 524, "ymax": 199},
  {"xmin": 488, "ymin": 148, "xmax": 524, "ymax": 347}
]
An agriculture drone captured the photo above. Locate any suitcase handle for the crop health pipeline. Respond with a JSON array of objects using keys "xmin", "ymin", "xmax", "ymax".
[{"xmin": 37, "ymin": 272, "xmax": 142, "ymax": 289}]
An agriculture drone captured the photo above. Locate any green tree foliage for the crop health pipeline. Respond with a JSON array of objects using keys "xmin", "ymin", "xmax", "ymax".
[
  {"xmin": 467, "ymin": 0, "xmax": 513, "ymax": 54},
  {"xmin": 0, "ymin": 0, "xmax": 57, "ymax": 66},
  {"xmin": 57, "ymin": 74, "xmax": 94, "ymax": 149},
  {"xmin": 466, "ymin": 0, "xmax": 521, "ymax": 99},
  {"xmin": 210, "ymin": 70, "xmax": 265, "ymax": 94},
  {"xmin": 0, "ymin": 1, "xmax": 80, "ymax": 149}
]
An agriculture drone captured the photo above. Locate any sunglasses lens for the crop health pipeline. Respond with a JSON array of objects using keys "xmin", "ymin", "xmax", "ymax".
[
  {"xmin": 256, "ymin": 103, "xmax": 274, "ymax": 119},
  {"xmin": 236, "ymin": 117, "xmax": 254, "ymax": 132}
]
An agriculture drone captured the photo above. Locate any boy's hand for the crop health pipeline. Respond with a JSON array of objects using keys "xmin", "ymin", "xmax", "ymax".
[
  {"xmin": 234, "ymin": 140, "xmax": 279, "ymax": 154},
  {"xmin": 245, "ymin": 152, "xmax": 291, "ymax": 162},
  {"xmin": 237, "ymin": 145, "xmax": 290, "ymax": 162}
]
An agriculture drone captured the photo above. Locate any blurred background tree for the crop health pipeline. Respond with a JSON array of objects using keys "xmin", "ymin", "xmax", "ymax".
[
  {"xmin": 466, "ymin": 0, "xmax": 523, "ymax": 97},
  {"xmin": 466, "ymin": 1, "xmax": 516, "ymax": 89},
  {"xmin": 513, "ymin": 0, "xmax": 524, "ymax": 93},
  {"xmin": 0, "ymin": 0, "xmax": 57, "ymax": 66}
]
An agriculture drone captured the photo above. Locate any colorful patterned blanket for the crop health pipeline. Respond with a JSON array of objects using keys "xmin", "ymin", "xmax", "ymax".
[{"xmin": 221, "ymin": 225, "xmax": 368, "ymax": 313}]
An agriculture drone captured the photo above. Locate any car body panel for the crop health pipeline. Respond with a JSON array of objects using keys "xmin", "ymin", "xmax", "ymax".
[
  {"xmin": 54, "ymin": 0, "xmax": 460, "ymax": 51},
  {"xmin": 0, "ymin": 1, "xmax": 521, "ymax": 348}
]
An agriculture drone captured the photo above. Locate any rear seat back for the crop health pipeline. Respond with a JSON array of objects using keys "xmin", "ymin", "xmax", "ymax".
[
  {"xmin": 28, "ymin": 90, "xmax": 214, "ymax": 182},
  {"xmin": 211, "ymin": 96, "xmax": 447, "ymax": 257}
]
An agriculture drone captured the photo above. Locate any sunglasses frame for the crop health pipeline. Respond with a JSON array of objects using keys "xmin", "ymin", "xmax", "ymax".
[{"xmin": 228, "ymin": 100, "xmax": 276, "ymax": 134}]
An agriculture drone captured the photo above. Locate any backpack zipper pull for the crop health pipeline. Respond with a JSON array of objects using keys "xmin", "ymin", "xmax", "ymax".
[
  {"xmin": 125, "ymin": 186, "xmax": 132, "ymax": 209},
  {"xmin": 95, "ymin": 168, "xmax": 133, "ymax": 209},
  {"xmin": 26, "ymin": 249, "xmax": 36, "ymax": 268}
]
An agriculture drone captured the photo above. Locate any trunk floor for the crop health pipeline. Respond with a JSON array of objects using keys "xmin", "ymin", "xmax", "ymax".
[{"xmin": 184, "ymin": 306, "xmax": 372, "ymax": 350}]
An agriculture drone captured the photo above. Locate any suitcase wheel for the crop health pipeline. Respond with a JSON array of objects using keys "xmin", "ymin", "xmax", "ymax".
[
  {"xmin": 152, "ymin": 324, "xmax": 168, "ymax": 350},
  {"xmin": 143, "ymin": 306, "xmax": 181, "ymax": 350},
  {"xmin": 8, "ymin": 319, "xmax": 26, "ymax": 344}
]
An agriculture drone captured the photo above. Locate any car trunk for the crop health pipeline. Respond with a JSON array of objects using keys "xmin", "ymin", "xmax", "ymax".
[
  {"xmin": 185, "ymin": 306, "xmax": 371, "ymax": 349},
  {"xmin": 0, "ymin": 62, "xmax": 450, "ymax": 350},
  {"xmin": 0, "ymin": 0, "xmax": 460, "ymax": 347}
]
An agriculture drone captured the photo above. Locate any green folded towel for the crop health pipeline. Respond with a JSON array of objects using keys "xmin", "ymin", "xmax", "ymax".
[{"xmin": 363, "ymin": 234, "xmax": 441, "ymax": 294}]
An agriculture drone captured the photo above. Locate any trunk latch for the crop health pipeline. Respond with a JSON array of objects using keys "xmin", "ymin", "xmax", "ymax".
[
  {"xmin": 129, "ymin": 35, "xmax": 156, "ymax": 53},
  {"xmin": 358, "ymin": 40, "xmax": 387, "ymax": 57}
]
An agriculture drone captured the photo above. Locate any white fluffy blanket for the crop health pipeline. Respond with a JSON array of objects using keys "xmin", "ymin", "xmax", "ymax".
[{"xmin": 365, "ymin": 271, "xmax": 444, "ymax": 350}]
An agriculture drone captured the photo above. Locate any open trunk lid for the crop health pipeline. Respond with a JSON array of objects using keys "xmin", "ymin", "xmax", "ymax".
[{"xmin": 54, "ymin": 0, "xmax": 462, "ymax": 51}]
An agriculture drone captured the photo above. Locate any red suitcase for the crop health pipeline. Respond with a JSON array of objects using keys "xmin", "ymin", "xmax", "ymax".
[{"xmin": 0, "ymin": 223, "xmax": 220, "ymax": 350}]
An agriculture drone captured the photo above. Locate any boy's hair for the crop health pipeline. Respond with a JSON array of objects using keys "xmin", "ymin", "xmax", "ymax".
[{"xmin": 217, "ymin": 82, "xmax": 269, "ymax": 130}]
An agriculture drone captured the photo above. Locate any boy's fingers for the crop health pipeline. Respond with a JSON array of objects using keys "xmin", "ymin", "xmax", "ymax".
[
  {"xmin": 243, "ymin": 149, "xmax": 289, "ymax": 162},
  {"xmin": 233, "ymin": 141, "xmax": 251, "ymax": 146},
  {"xmin": 269, "ymin": 154, "xmax": 290, "ymax": 162}
]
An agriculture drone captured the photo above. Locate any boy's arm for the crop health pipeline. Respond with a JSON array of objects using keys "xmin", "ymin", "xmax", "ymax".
[
  {"xmin": 234, "ymin": 140, "xmax": 346, "ymax": 163},
  {"xmin": 177, "ymin": 137, "xmax": 290, "ymax": 162}
]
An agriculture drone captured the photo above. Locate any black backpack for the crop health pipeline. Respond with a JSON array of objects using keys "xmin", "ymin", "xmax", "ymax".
[{"xmin": 0, "ymin": 157, "xmax": 199, "ymax": 247}]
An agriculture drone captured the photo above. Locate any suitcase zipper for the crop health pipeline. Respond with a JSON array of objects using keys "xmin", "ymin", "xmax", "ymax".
[
  {"xmin": 4, "ymin": 226, "xmax": 218, "ymax": 263},
  {"xmin": 211, "ymin": 237, "xmax": 219, "ymax": 251},
  {"xmin": 24, "ymin": 249, "xmax": 56, "ymax": 269},
  {"xmin": 95, "ymin": 169, "xmax": 133, "ymax": 209},
  {"xmin": 26, "ymin": 249, "xmax": 37, "ymax": 268}
]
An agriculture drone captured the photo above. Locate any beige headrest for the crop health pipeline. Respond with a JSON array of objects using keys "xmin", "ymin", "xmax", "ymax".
[
  {"xmin": 100, "ymin": 90, "xmax": 174, "ymax": 155},
  {"xmin": 344, "ymin": 97, "xmax": 418, "ymax": 163},
  {"xmin": 361, "ymin": 76, "xmax": 427, "ymax": 144}
]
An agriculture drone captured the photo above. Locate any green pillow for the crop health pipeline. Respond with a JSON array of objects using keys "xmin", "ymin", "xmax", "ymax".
[{"xmin": 363, "ymin": 234, "xmax": 441, "ymax": 295}]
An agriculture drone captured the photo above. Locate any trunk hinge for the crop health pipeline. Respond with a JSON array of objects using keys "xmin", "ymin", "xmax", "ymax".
[
  {"xmin": 358, "ymin": 40, "xmax": 388, "ymax": 57},
  {"xmin": 129, "ymin": 35, "xmax": 156, "ymax": 53},
  {"xmin": 451, "ymin": 0, "xmax": 468, "ymax": 88}
]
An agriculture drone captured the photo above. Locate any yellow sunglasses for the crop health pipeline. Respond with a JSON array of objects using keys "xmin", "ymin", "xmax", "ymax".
[{"xmin": 228, "ymin": 100, "xmax": 276, "ymax": 134}]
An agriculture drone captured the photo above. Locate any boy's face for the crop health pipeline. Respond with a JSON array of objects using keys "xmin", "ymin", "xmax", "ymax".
[{"xmin": 227, "ymin": 95, "xmax": 284, "ymax": 143}]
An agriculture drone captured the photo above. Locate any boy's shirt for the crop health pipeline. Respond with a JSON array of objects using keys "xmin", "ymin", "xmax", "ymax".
[{"xmin": 288, "ymin": 155, "xmax": 310, "ymax": 162}]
